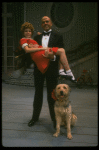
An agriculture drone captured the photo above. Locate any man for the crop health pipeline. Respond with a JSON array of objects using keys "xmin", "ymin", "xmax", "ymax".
[{"xmin": 28, "ymin": 16, "xmax": 75, "ymax": 128}]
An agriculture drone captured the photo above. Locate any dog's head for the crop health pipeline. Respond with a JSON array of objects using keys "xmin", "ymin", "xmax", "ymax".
[{"xmin": 55, "ymin": 84, "xmax": 71, "ymax": 101}]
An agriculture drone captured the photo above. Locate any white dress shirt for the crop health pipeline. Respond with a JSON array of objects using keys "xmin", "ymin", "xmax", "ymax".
[
  {"xmin": 42, "ymin": 29, "xmax": 52, "ymax": 48},
  {"xmin": 42, "ymin": 29, "xmax": 56, "ymax": 61}
]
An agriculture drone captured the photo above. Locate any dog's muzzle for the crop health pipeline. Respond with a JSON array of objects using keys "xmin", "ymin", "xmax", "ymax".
[{"xmin": 60, "ymin": 91, "xmax": 64, "ymax": 96}]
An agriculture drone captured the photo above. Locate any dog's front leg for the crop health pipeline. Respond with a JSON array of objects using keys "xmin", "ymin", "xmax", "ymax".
[
  {"xmin": 66, "ymin": 113, "xmax": 73, "ymax": 140},
  {"xmin": 53, "ymin": 115, "xmax": 61, "ymax": 137}
]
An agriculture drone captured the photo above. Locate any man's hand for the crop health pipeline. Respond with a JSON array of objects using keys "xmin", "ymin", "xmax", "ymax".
[{"xmin": 42, "ymin": 48, "xmax": 54, "ymax": 59}]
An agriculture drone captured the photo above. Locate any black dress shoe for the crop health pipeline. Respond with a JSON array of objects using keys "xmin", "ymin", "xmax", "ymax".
[
  {"xmin": 70, "ymin": 77, "xmax": 77, "ymax": 83},
  {"xmin": 28, "ymin": 119, "xmax": 38, "ymax": 127},
  {"xmin": 59, "ymin": 75, "xmax": 77, "ymax": 83},
  {"xmin": 59, "ymin": 75, "xmax": 72, "ymax": 80}
]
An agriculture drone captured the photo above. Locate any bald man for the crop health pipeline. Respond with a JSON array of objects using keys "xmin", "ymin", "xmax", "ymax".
[{"xmin": 28, "ymin": 16, "xmax": 75, "ymax": 128}]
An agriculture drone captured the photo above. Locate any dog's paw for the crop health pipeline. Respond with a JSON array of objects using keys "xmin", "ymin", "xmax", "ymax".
[
  {"xmin": 73, "ymin": 114, "xmax": 77, "ymax": 120},
  {"xmin": 53, "ymin": 133, "xmax": 59, "ymax": 137},
  {"xmin": 67, "ymin": 133, "xmax": 73, "ymax": 140}
]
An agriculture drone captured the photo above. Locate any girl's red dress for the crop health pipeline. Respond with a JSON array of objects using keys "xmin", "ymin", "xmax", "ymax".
[{"xmin": 20, "ymin": 38, "xmax": 58, "ymax": 74}]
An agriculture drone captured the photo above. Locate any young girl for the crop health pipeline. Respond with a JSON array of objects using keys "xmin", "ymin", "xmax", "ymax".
[{"xmin": 20, "ymin": 22, "xmax": 75, "ymax": 81}]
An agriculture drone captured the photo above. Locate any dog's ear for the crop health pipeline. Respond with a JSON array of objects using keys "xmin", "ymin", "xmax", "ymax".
[{"xmin": 54, "ymin": 86, "xmax": 58, "ymax": 98}]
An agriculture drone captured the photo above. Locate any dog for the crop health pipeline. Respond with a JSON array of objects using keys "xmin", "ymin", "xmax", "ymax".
[{"xmin": 53, "ymin": 84, "xmax": 77, "ymax": 140}]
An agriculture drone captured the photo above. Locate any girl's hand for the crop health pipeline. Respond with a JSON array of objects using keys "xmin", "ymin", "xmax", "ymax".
[
  {"xmin": 42, "ymin": 48, "xmax": 54, "ymax": 59},
  {"xmin": 37, "ymin": 32, "xmax": 42, "ymax": 35}
]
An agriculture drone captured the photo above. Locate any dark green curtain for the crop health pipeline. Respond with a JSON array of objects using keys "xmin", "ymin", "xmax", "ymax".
[{"xmin": 12, "ymin": 2, "xmax": 24, "ymax": 50}]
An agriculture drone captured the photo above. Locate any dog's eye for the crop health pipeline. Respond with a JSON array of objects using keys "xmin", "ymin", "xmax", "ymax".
[
  {"xmin": 58, "ymin": 87, "xmax": 60, "ymax": 89},
  {"xmin": 63, "ymin": 86, "xmax": 67, "ymax": 89}
]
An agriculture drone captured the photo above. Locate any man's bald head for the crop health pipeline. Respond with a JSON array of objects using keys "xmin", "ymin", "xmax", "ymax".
[
  {"xmin": 41, "ymin": 16, "xmax": 52, "ymax": 22},
  {"xmin": 41, "ymin": 16, "xmax": 52, "ymax": 32}
]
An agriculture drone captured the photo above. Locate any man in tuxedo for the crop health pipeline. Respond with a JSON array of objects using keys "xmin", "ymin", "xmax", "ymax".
[{"xmin": 28, "ymin": 16, "xmax": 69, "ymax": 128}]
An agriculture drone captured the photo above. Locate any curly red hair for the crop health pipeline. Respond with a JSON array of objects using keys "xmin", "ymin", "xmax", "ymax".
[{"xmin": 21, "ymin": 22, "xmax": 34, "ymax": 36}]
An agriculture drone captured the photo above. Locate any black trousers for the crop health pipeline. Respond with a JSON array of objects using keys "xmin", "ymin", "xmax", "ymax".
[{"xmin": 32, "ymin": 68, "xmax": 58, "ymax": 122}]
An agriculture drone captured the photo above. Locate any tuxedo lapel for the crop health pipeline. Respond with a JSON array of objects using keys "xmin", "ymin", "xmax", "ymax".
[
  {"xmin": 48, "ymin": 31, "xmax": 55, "ymax": 47},
  {"xmin": 38, "ymin": 34, "xmax": 43, "ymax": 45}
]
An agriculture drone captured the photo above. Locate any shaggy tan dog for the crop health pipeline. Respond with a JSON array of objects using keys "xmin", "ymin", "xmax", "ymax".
[{"xmin": 53, "ymin": 84, "xmax": 77, "ymax": 140}]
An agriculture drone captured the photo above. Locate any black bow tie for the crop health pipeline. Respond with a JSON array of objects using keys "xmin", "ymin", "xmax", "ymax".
[{"xmin": 43, "ymin": 31, "xmax": 51, "ymax": 36}]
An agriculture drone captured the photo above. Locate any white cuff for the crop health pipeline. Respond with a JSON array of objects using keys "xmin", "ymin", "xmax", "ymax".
[
  {"xmin": 51, "ymin": 55, "xmax": 56, "ymax": 61},
  {"xmin": 22, "ymin": 43, "xmax": 28, "ymax": 49}
]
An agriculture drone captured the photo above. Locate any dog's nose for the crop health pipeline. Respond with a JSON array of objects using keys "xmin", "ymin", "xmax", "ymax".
[{"xmin": 60, "ymin": 91, "xmax": 64, "ymax": 96}]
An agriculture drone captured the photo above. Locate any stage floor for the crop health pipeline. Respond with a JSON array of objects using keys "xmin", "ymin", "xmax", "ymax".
[{"xmin": 2, "ymin": 82, "xmax": 98, "ymax": 147}]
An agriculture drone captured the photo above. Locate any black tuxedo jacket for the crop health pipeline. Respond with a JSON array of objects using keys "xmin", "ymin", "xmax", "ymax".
[{"xmin": 34, "ymin": 31, "xmax": 64, "ymax": 77}]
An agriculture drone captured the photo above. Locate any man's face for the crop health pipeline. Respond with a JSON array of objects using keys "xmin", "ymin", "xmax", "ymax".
[{"xmin": 41, "ymin": 16, "xmax": 52, "ymax": 32}]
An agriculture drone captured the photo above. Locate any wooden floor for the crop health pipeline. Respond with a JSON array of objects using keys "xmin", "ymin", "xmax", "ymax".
[{"xmin": 2, "ymin": 82, "xmax": 98, "ymax": 147}]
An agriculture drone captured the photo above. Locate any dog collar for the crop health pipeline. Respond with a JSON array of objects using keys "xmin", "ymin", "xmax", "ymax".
[{"xmin": 51, "ymin": 89, "xmax": 57, "ymax": 101}]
